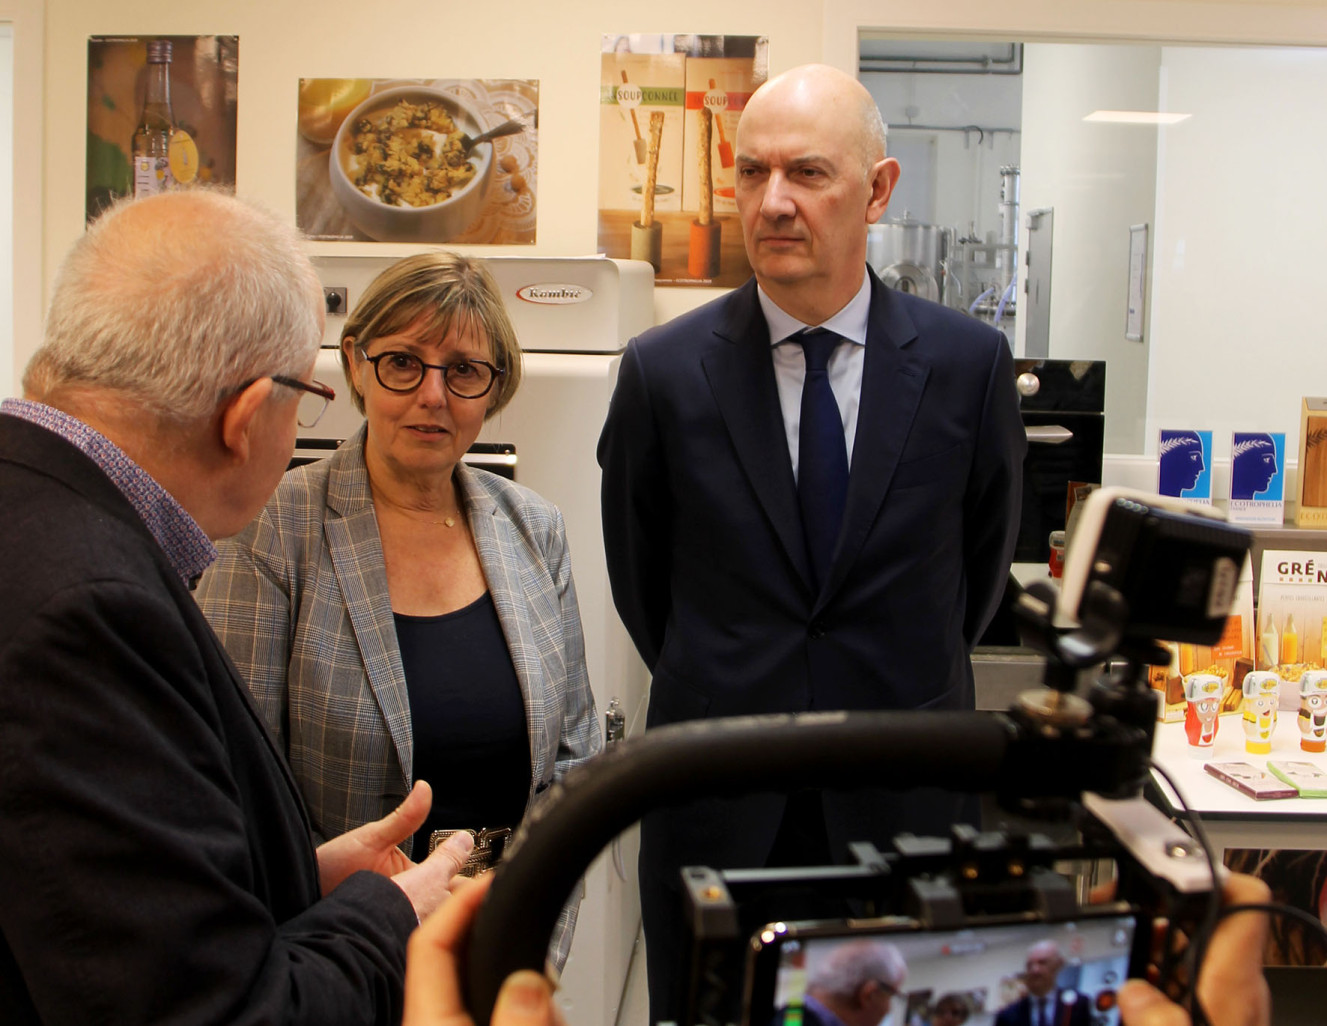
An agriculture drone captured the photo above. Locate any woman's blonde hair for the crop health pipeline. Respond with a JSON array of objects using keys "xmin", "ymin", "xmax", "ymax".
[{"xmin": 339, "ymin": 251, "xmax": 522, "ymax": 417}]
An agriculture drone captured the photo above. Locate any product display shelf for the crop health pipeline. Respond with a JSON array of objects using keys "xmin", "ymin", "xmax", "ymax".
[{"xmin": 1148, "ymin": 715, "xmax": 1327, "ymax": 856}]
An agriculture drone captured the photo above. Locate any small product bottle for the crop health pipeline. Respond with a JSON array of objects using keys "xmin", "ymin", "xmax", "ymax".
[
  {"xmin": 1282, "ymin": 613, "xmax": 1299, "ymax": 664},
  {"xmin": 133, "ymin": 40, "xmax": 176, "ymax": 197},
  {"xmin": 1260, "ymin": 614, "xmax": 1279, "ymax": 669}
]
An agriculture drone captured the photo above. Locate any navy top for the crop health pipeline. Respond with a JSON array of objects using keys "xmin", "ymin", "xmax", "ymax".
[{"xmin": 395, "ymin": 592, "xmax": 531, "ymax": 856}]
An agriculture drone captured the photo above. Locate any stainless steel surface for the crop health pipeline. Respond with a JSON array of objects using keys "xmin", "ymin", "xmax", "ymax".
[
  {"xmin": 1025, "ymin": 424, "xmax": 1074, "ymax": 444},
  {"xmin": 998, "ymin": 164, "xmax": 1020, "ymax": 261},
  {"xmin": 869, "ymin": 218, "xmax": 950, "ymax": 303},
  {"xmin": 972, "ymin": 649, "xmax": 1046, "ymax": 709},
  {"xmin": 1024, "ymin": 207, "xmax": 1054, "ymax": 359},
  {"xmin": 972, "ymin": 650, "xmax": 1116, "ymax": 710}
]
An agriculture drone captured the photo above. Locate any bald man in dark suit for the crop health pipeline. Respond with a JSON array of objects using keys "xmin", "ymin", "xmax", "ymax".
[{"xmin": 598, "ymin": 64, "xmax": 1025, "ymax": 1023}]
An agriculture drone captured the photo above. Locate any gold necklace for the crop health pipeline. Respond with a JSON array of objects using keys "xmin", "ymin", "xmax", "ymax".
[
  {"xmin": 369, "ymin": 473, "xmax": 461, "ymax": 528},
  {"xmin": 401, "ymin": 510, "xmax": 458, "ymax": 528},
  {"xmin": 380, "ymin": 498, "xmax": 460, "ymax": 528}
]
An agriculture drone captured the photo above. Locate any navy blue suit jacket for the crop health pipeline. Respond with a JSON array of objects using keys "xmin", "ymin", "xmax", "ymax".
[
  {"xmin": 599, "ymin": 270, "xmax": 1025, "ymax": 869},
  {"xmin": 993, "ymin": 990, "xmax": 1093, "ymax": 1026},
  {"xmin": 0, "ymin": 415, "xmax": 417, "ymax": 1026}
]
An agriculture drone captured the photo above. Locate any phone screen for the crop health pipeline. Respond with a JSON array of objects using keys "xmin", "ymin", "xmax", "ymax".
[{"xmin": 746, "ymin": 909, "xmax": 1143, "ymax": 1026}]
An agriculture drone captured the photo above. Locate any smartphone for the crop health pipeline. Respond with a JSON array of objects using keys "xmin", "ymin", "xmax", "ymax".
[
  {"xmin": 744, "ymin": 907, "xmax": 1145, "ymax": 1026},
  {"xmin": 1266, "ymin": 760, "xmax": 1327, "ymax": 798},
  {"xmin": 1203, "ymin": 761, "xmax": 1298, "ymax": 800}
]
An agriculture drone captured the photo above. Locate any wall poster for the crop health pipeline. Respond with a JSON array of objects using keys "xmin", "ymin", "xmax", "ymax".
[
  {"xmin": 599, "ymin": 34, "xmax": 767, "ymax": 287},
  {"xmin": 86, "ymin": 35, "xmax": 239, "ymax": 221},
  {"xmin": 297, "ymin": 78, "xmax": 539, "ymax": 244}
]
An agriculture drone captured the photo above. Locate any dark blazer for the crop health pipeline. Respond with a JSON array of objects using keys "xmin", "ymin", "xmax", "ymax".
[
  {"xmin": 0, "ymin": 415, "xmax": 417, "ymax": 1026},
  {"xmin": 598, "ymin": 271, "xmax": 1026, "ymax": 870},
  {"xmin": 993, "ymin": 990, "xmax": 1093, "ymax": 1026}
]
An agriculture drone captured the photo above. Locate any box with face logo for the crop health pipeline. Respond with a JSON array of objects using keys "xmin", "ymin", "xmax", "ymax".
[
  {"xmin": 1157, "ymin": 428, "xmax": 1212, "ymax": 504},
  {"xmin": 1229, "ymin": 431, "xmax": 1286, "ymax": 525}
]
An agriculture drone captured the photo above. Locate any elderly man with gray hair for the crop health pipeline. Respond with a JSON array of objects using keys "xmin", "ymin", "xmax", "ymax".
[
  {"xmin": 0, "ymin": 188, "xmax": 473, "ymax": 1026},
  {"xmin": 783, "ymin": 939, "xmax": 909, "ymax": 1026}
]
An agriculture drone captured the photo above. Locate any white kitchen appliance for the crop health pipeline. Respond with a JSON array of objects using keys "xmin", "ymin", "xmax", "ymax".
[{"xmin": 306, "ymin": 253, "xmax": 654, "ymax": 1026}]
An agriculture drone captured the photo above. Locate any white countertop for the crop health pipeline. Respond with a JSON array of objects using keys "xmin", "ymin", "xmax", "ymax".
[{"xmin": 1150, "ymin": 714, "xmax": 1327, "ymax": 819}]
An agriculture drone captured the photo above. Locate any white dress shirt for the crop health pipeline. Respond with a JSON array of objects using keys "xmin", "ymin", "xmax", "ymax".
[{"xmin": 759, "ymin": 267, "xmax": 872, "ymax": 481}]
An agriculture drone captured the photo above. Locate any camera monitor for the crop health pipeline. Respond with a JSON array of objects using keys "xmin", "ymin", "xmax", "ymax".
[{"xmin": 747, "ymin": 909, "xmax": 1144, "ymax": 1026}]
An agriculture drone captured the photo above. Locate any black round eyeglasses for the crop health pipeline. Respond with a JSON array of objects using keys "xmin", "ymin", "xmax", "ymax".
[{"xmin": 362, "ymin": 351, "xmax": 504, "ymax": 399}]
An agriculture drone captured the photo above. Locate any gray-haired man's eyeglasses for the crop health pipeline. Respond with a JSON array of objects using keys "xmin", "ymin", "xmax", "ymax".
[{"xmin": 271, "ymin": 375, "xmax": 336, "ymax": 428}]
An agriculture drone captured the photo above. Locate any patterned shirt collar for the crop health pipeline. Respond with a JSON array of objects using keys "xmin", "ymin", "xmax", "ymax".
[{"xmin": 2, "ymin": 398, "xmax": 217, "ymax": 585}]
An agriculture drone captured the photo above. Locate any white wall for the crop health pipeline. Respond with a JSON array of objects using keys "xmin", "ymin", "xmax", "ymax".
[
  {"xmin": 3, "ymin": 0, "xmax": 40, "ymax": 399},
  {"xmin": 1146, "ymin": 44, "xmax": 1327, "ymax": 459},
  {"xmin": 0, "ymin": 23, "xmax": 12, "ymax": 400},
  {"xmin": 1020, "ymin": 42, "xmax": 1161, "ymax": 454}
]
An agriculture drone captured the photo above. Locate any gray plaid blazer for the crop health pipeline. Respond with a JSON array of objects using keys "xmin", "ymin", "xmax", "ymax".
[{"xmin": 195, "ymin": 425, "xmax": 601, "ymax": 969}]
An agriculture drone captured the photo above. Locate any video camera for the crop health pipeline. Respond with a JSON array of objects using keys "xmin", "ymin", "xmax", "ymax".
[{"xmin": 462, "ymin": 489, "xmax": 1253, "ymax": 1026}]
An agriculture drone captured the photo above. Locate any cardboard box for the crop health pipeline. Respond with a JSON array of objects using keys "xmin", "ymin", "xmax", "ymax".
[
  {"xmin": 1256, "ymin": 548, "xmax": 1327, "ymax": 708},
  {"xmin": 1229, "ymin": 431, "xmax": 1286, "ymax": 525},
  {"xmin": 1295, "ymin": 397, "xmax": 1327, "ymax": 527}
]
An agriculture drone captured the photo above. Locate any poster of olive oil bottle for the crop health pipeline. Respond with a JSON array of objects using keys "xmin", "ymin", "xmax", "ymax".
[{"xmin": 86, "ymin": 36, "xmax": 239, "ymax": 222}]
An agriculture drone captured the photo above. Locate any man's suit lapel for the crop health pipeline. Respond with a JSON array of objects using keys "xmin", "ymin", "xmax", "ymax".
[
  {"xmin": 701, "ymin": 283, "xmax": 815, "ymax": 590},
  {"xmin": 819, "ymin": 279, "xmax": 929, "ymax": 603}
]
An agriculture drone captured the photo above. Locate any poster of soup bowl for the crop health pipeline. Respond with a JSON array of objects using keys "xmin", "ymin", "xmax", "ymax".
[{"xmin": 297, "ymin": 77, "xmax": 538, "ymax": 244}]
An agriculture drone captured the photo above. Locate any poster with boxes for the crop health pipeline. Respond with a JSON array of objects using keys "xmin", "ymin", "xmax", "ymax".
[
  {"xmin": 1221, "ymin": 544, "xmax": 1327, "ymax": 967},
  {"xmin": 598, "ymin": 34, "xmax": 766, "ymax": 287},
  {"xmin": 1256, "ymin": 551, "xmax": 1327, "ymax": 718}
]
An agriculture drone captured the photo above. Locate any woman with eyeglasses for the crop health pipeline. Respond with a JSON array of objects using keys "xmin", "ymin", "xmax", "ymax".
[{"xmin": 195, "ymin": 252, "xmax": 601, "ymax": 970}]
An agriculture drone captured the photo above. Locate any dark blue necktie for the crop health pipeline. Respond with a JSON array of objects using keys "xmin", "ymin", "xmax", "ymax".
[{"xmin": 796, "ymin": 329, "xmax": 848, "ymax": 587}]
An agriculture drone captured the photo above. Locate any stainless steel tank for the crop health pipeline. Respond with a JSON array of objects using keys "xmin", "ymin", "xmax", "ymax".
[{"xmin": 867, "ymin": 217, "xmax": 951, "ymax": 303}]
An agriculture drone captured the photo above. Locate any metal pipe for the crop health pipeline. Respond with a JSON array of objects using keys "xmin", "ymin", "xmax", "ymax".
[{"xmin": 859, "ymin": 43, "xmax": 1023, "ymax": 76}]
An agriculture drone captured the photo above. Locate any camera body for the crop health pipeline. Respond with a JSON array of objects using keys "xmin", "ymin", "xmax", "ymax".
[
  {"xmin": 747, "ymin": 907, "xmax": 1143, "ymax": 1026},
  {"xmin": 690, "ymin": 790, "xmax": 1216, "ymax": 1026}
]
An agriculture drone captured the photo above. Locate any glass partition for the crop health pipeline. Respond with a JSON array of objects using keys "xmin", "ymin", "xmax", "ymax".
[{"xmin": 860, "ymin": 36, "xmax": 1327, "ymax": 459}]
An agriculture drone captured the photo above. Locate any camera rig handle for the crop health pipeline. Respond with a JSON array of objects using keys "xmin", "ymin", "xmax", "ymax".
[{"xmin": 463, "ymin": 704, "xmax": 1154, "ymax": 1024}]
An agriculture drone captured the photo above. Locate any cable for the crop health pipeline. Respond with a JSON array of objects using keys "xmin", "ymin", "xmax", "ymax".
[
  {"xmin": 1215, "ymin": 900, "xmax": 1327, "ymax": 943},
  {"xmin": 1144, "ymin": 758, "xmax": 1327, "ymax": 1024},
  {"xmin": 1144, "ymin": 757, "xmax": 1222, "ymax": 1026}
]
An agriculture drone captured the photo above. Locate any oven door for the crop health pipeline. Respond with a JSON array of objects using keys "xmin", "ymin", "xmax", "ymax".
[
  {"xmin": 1017, "ymin": 410, "xmax": 1104, "ymax": 563},
  {"xmin": 1013, "ymin": 359, "xmax": 1106, "ymax": 564}
]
